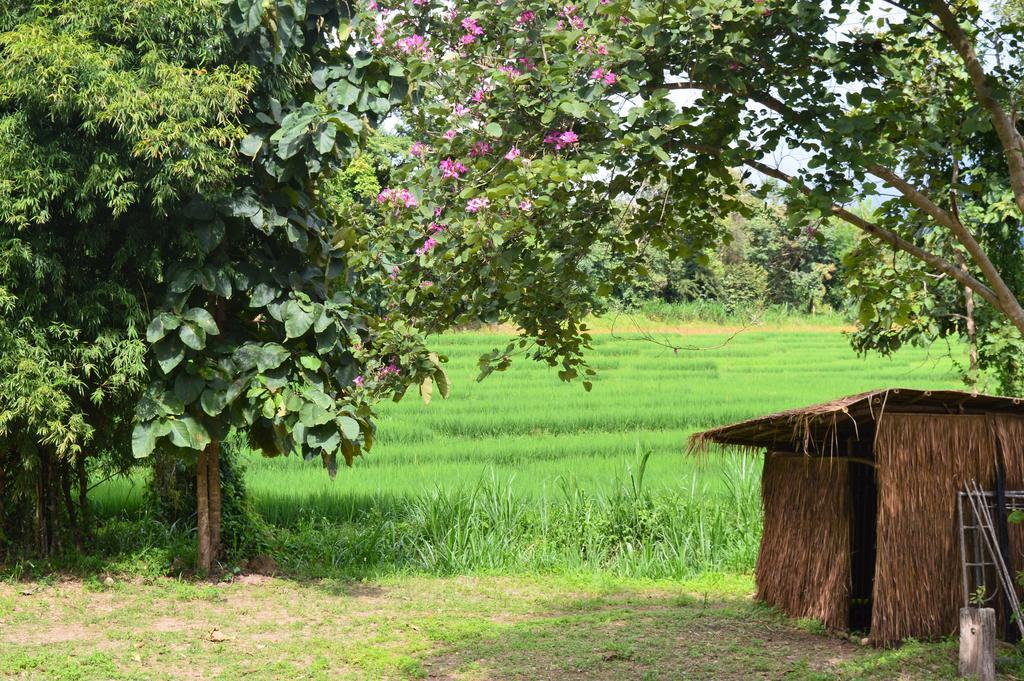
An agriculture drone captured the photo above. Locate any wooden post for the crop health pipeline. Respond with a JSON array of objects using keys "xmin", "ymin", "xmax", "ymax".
[{"xmin": 960, "ymin": 607, "xmax": 996, "ymax": 681}]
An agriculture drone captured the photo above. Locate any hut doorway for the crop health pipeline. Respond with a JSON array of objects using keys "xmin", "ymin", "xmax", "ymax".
[{"xmin": 848, "ymin": 458, "xmax": 877, "ymax": 632}]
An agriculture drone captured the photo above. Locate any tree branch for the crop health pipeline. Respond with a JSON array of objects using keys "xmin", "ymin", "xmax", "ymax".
[
  {"xmin": 867, "ymin": 163, "xmax": 1024, "ymax": 330},
  {"xmin": 930, "ymin": 0, "xmax": 1024, "ymax": 216},
  {"xmin": 680, "ymin": 143, "xmax": 1003, "ymax": 310}
]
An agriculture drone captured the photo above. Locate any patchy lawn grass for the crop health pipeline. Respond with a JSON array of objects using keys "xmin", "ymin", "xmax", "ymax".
[{"xmin": 0, "ymin": 573, "xmax": 994, "ymax": 680}]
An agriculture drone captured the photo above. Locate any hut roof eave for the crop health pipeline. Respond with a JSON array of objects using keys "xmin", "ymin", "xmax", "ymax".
[{"xmin": 689, "ymin": 387, "xmax": 1024, "ymax": 456}]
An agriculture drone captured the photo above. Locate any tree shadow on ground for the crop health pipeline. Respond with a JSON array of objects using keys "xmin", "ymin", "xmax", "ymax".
[{"xmin": 414, "ymin": 590, "xmax": 960, "ymax": 681}]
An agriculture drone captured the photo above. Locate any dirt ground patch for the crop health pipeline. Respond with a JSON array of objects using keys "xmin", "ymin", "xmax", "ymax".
[{"xmin": 0, "ymin": 575, "xmax": 979, "ymax": 680}]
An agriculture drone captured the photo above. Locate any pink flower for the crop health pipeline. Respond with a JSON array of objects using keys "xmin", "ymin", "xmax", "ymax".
[
  {"xmin": 466, "ymin": 197, "xmax": 490, "ymax": 213},
  {"xmin": 428, "ymin": 222, "xmax": 445, "ymax": 233},
  {"xmin": 443, "ymin": 129, "xmax": 457, "ymax": 140},
  {"xmin": 353, "ymin": 375, "xmax": 365, "ymax": 388},
  {"xmin": 377, "ymin": 188, "xmax": 418, "ymax": 209},
  {"xmin": 368, "ymin": 1, "xmax": 378, "ymax": 10},
  {"xmin": 471, "ymin": 87, "xmax": 488, "ymax": 103},
  {"xmin": 597, "ymin": 44, "xmax": 608, "ymax": 56},
  {"xmin": 504, "ymin": 146, "xmax": 521, "ymax": 160},
  {"xmin": 409, "ymin": 141, "xmax": 429, "ymax": 157},
  {"xmin": 461, "ymin": 17, "xmax": 484, "ymax": 35},
  {"xmin": 396, "ymin": 34, "xmax": 429, "ymax": 56},
  {"xmin": 419, "ymin": 280, "xmax": 434, "ymax": 289},
  {"xmin": 434, "ymin": 206, "xmax": 444, "ymax": 217},
  {"xmin": 497, "ymin": 65, "xmax": 522, "ymax": 77},
  {"xmin": 413, "ymin": 0, "xmax": 428, "ymax": 5},
  {"xmin": 469, "ymin": 140, "xmax": 492, "ymax": 157},
  {"xmin": 453, "ymin": 104, "xmax": 470, "ymax": 116},
  {"xmin": 379, "ymin": 361, "xmax": 401, "ymax": 377},
  {"xmin": 545, "ymin": 130, "xmax": 579, "ymax": 151},
  {"xmin": 460, "ymin": 16, "xmax": 484, "ymax": 43},
  {"xmin": 389, "ymin": 265, "xmax": 400, "ymax": 279},
  {"xmin": 569, "ymin": 15, "xmax": 585, "ymax": 29},
  {"xmin": 516, "ymin": 11, "xmax": 535, "ymax": 24},
  {"xmin": 439, "ymin": 158, "xmax": 468, "ymax": 179},
  {"xmin": 518, "ymin": 199, "xmax": 533, "ymax": 212},
  {"xmin": 416, "ymin": 237, "xmax": 439, "ymax": 256}
]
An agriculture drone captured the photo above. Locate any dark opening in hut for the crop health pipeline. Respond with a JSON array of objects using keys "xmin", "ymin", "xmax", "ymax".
[{"xmin": 690, "ymin": 388, "xmax": 1024, "ymax": 646}]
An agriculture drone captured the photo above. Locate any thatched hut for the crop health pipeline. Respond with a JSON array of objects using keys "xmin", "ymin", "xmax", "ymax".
[{"xmin": 690, "ymin": 388, "xmax": 1024, "ymax": 646}]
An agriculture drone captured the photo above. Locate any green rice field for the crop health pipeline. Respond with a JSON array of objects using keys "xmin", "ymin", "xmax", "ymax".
[
  {"xmin": 251, "ymin": 326, "xmax": 961, "ymax": 508},
  {"xmin": 98, "ymin": 326, "xmax": 963, "ymax": 510}
]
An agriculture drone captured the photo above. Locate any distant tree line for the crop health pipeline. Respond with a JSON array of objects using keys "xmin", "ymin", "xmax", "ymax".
[{"xmin": 579, "ymin": 192, "xmax": 857, "ymax": 317}]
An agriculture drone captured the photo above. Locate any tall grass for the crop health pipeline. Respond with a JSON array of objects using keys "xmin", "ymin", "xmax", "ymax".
[{"xmin": 262, "ymin": 452, "xmax": 762, "ymax": 579}]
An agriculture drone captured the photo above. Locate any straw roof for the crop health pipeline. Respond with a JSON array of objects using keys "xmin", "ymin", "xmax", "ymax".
[{"xmin": 689, "ymin": 388, "xmax": 1024, "ymax": 456}]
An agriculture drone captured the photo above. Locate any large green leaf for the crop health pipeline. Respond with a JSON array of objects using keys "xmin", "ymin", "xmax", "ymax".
[
  {"xmin": 299, "ymin": 400, "xmax": 333, "ymax": 427},
  {"xmin": 179, "ymin": 322, "xmax": 206, "ymax": 351},
  {"xmin": 168, "ymin": 416, "xmax": 211, "ymax": 450},
  {"xmin": 283, "ymin": 301, "xmax": 314, "ymax": 338},
  {"xmin": 183, "ymin": 308, "xmax": 219, "ymax": 335},
  {"xmin": 306, "ymin": 425, "xmax": 341, "ymax": 451},
  {"xmin": 338, "ymin": 416, "xmax": 361, "ymax": 441},
  {"xmin": 132, "ymin": 421, "xmax": 157, "ymax": 458},
  {"xmin": 200, "ymin": 389, "xmax": 227, "ymax": 416},
  {"xmin": 230, "ymin": 0, "xmax": 265, "ymax": 34},
  {"xmin": 239, "ymin": 133, "xmax": 264, "ymax": 157},
  {"xmin": 154, "ymin": 338, "xmax": 185, "ymax": 374},
  {"xmin": 256, "ymin": 343, "xmax": 290, "ymax": 371},
  {"xmin": 174, "ymin": 373, "xmax": 205, "ymax": 404},
  {"xmin": 250, "ymin": 283, "xmax": 279, "ymax": 308},
  {"xmin": 146, "ymin": 313, "xmax": 180, "ymax": 343}
]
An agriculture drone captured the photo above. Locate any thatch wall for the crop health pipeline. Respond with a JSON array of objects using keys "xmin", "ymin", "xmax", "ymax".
[
  {"xmin": 872, "ymin": 414, "xmax": 996, "ymax": 645},
  {"xmin": 756, "ymin": 452, "xmax": 850, "ymax": 631},
  {"xmin": 989, "ymin": 415, "xmax": 1024, "ymax": 630}
]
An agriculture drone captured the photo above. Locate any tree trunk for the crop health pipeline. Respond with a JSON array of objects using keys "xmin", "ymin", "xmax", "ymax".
[
  {"xmin": 0, "ymin": 449, "xmax": 7, "ymax": 532},
  {"xmin": 196, "ymin": 447, "xmax": 212, "ymax": 573},
  {"xmin": 35, "ymin": 454, "xmax": 45, "ymax": 556},
  {"xmin": 60, "ymin": 460, "xmax": 80, "ymax": 550},
  {"xmin": 76, "ymin": 454, "xmax": 90, "ymax": 543},
  {"xmin": 965, "ymin": 286, "xmax": 979, "ymax": 376},
  {"xmin": 207, "ymin": 440, "xmax": 222, "ymax": 564},
  {"xmin": 36, "ymin": 450, "xmax": 58, "ymax": 556},
  {"xmin": 46, "ymin": 453, "xmax": 59, "ymax": 555}
]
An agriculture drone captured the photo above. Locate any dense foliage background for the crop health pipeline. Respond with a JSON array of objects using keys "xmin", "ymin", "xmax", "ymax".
[{"xmin": 1, "ymin": 0, "xmax": 1022, "ymax": 567}]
